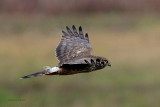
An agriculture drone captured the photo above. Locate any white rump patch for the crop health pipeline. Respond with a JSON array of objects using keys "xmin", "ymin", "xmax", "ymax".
[{"xmin": 45, "ymin": 66, "xmax": 59, "ymax": 73}]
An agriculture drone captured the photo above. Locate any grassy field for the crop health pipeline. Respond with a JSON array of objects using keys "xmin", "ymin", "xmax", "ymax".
[{"xmin": 0, "ymin": 13, "xmax": 160, "ymax": 107}]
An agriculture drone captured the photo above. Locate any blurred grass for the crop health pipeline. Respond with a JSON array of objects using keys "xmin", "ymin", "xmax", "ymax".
[{"xmin": 0, "ymin": 13, "xmax": 160, "ymax": 107}]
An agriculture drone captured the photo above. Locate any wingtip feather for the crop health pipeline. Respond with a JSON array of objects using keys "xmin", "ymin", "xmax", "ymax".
[
  {"xmin": 79, "ymin": 26, "xmax": 82, "ymax": 31},
  {"xmin": 66, "ymin": 26, "xmax": 69, "ymax": 30},
  {"xmin": 72, "ymin": 25, "xmax": 75, "ymax": 28}
]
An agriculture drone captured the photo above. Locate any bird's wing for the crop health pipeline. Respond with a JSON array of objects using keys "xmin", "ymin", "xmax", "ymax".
[
  {"xmin": 59, "ymin": 57, "xmax": 93, "ymax": 70},
  {"xmin": 56, "ymin": 25, "xmax": 92, "ymax": 66}
]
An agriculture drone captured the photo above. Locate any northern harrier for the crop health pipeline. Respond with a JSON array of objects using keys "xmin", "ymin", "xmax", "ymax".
[{"xmin": 21, "ymin": 25, "xmax": 111, "ymax": 79}]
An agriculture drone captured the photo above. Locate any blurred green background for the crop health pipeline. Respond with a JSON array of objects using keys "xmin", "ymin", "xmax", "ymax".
[{"xmin": 0, "ymin": 0, "xmax": 160, "ymax": 107}]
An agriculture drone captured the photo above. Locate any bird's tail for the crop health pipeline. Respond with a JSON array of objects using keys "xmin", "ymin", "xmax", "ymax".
[{"xmin": 20, "ymin": 66, "xmax": 60, "ymax": 79}]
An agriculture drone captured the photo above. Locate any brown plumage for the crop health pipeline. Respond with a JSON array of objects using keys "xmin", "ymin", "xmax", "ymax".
[{"xmin": 21, "ymin": 25, "xmax": 111, "ymax": 79}]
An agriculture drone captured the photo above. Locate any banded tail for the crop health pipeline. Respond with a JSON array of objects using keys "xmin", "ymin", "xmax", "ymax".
[{"xmin": 20, "ymin": 66, "xmax": 60, "ymax": 79}]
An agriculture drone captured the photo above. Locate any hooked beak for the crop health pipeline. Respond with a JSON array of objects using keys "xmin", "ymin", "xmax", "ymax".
[{"xmin": 107, "ymin": 61, "xmax": 111, "ymax": 67}]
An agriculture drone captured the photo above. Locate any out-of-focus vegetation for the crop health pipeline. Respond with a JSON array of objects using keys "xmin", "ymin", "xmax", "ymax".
[
  {"xmin": 0, "ymin": 0, "xmax": 160, "ymax": 14},
  {"xmin": 0, "ymin": 0, "xmax": 160, "ymax": 107},
  {"xmin": 0, "ymin": 13, "xmax": 160, "ymax": 107}
]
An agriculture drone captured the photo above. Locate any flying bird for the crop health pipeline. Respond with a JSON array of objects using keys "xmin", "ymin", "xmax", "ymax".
[{"xmin": 21, "ymin": 25, "xmax": 111, "ymax": 79}]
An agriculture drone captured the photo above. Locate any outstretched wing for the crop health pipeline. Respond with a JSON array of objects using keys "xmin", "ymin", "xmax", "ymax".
[{"xmin": 56, "ymin": 25, "xmax": 92, "ymax": 66}]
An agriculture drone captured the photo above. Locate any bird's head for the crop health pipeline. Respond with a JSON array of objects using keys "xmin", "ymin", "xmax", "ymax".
[
  {"xmin": 95, "ymin": 57, "xmax": 111, "ymax": 68},
  {"xmin": 101, "ymin": 58, "xmax": 111, "ymax": 67}
]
